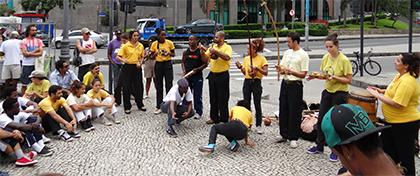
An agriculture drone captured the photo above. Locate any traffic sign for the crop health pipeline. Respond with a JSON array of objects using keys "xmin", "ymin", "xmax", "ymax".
[{"xmin": 289, "ymin": 9, "xmax": 295, "ymax": 16}]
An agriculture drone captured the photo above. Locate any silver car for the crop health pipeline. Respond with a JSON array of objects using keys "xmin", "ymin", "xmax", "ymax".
[{"xmin": 52, "ymin": 30, "xmax": 108, "ymax": 49}]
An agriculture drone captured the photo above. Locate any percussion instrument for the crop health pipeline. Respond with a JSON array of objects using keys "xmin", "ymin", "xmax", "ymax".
[
  {"xmin": 348, "ymin": 91, "xmax": 378, "ymax": 124},
  {"xmin": 183, "ymin": 70, "xmax": 195, "ymax": 78},
  {"xmin": 310, "ymin": 72, "xmax": 329, "ymax": 79},
  {"xmin": 264, "ymin": 118, "xmax": 271, "ymax": 126}
]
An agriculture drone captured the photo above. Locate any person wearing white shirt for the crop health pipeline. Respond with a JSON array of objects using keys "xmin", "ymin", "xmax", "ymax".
[
  {"xmin": 0, "ymin": 31, "xmax": 21, "ymax": 89},
  {"xmin": 66, "ymin": 80, "xmax": 94, "ymax": 132}
]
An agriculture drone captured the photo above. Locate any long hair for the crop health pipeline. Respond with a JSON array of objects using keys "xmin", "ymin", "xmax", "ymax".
[
  {"xmin": 401, "ymin": 52, "xmax": 420, "ymax": 78},
  {"xmin": 25, "ymin": 24, "xmax": 37, "ymax": 37},
  {"xmin": 69, "ymin": 80, "xmax": 85, "ymax": 95}
]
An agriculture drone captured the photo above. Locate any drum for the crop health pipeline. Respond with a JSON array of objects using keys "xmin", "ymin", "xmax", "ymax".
[{"xmin": 348, "ymin": 91, "xmax": 378, "ymax": 124}]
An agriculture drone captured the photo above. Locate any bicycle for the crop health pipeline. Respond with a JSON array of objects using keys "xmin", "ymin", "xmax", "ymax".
[{"xmin": 351, "ymin": 47, "xmax": 382, "ymax": 76}]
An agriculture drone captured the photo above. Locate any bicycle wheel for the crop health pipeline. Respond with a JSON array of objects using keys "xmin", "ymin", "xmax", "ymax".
[
  {"xmin": 364, "ymin": 60, "xmax": 382, "ymax": 76},
  {"xmin": 351, "ymin": 60, "xmax": 358, "ymax": 76}
]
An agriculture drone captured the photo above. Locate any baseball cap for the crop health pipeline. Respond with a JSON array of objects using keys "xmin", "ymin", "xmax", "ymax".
[
  {"xmin": 81, "ymin": 28, "xmax": 90, "ymax": 34},
  {"xmin": 10, "ymin": 31, "xmax": 19, "ymax": 35},
  {"xmin": 115, "ymin": 29, "xmax": 122, "ymax": 34},
  {"xmin": 28, "ymin": 70, "xmax": 47, "ymax": 79},
  {"xmin": 177, "ymin": 78, "xmax": 189, "ymax": 87},
  {"xmin": 321, "ymin": 104, "xmax": 390, "ymax": 148}
]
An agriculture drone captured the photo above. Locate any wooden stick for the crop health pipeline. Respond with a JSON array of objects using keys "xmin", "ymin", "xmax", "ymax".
[{"xmin": 262, "ymin": 115, "xmax": 279, "ymax": 123}]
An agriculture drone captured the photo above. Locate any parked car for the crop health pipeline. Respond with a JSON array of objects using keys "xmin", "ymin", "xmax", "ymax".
[
  {"xmin": 174, "ymin": 19, "xmax": 223, "ymax": 34},
  {"xmin": 18, "ymin": 30, "xmax": 52, "ymax": 46},
  {"xmin": 52, "ymin": 30, "xmax": 108, "ymax": 49}
]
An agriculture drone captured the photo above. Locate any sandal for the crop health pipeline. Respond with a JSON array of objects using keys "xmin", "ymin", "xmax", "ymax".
[
  {"xmin": 125, "ymin": 110, "xmax": 131, "ymax": 114},
  {"xmin": 139, "ymin": 107, "xmax": 147, "ymax": 111}
]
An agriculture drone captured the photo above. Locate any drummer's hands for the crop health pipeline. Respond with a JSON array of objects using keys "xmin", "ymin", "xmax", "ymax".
[
  {"xmin": 366, "ymin": 87, "xmax": 380, "ymax": 98},
  {"xmin": 284, "ymin": 68, "xmax": 293, "ymax": 75},
  {"xmin": 306, "ymin": 74, "xmax": 314, "ymax": 81},
  {"xmin": 235, "ymin": 61, "xmax": 242, "ymax": 69},
  {"xmin": 367, "ymin": 86, "xmax": 385, "ymax": 94},
  {"xmin": 326, "ymin": 73, "xmax": 334, "ymax": 81}
]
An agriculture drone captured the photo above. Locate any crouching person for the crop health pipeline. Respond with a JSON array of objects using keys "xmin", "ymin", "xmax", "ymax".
[
  {"xmin": 161, "ymin": 78, "xmax": 195, "ymax": 138},
  {"xmin": 67, "ymin": 80, "xmax": 95, "ymax": 132},
  {"xmin": 0, "ymin": 128, "xmax": 37, "ymax": 166},
  {"xmin": 199, "ymin": 100, "xmax": 256, "ymax": 153},
  {"xmin": 87, "ymin": 78, "xmax": 119, "ymax": 126},
  {"xmin": 39, "ymin": 85, "xmax": 79, "ymax": 142}
]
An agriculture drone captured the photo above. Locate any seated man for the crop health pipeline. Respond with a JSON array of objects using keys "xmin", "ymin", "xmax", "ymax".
[
  {"xmin": 161, "ymin": 78, "xmax": 195, "ymax": 138},
  {"xmin": 321, "ymin": 104, "xmax": 401, "ymax": 176},
  {"xmin": 39, "ymin": 85, "xmax": 79, "ymax": 142},
  {"xmin": 1, "ymin": 98, "xmax": 52, "ymax": 156},
  {"xmin": 0, "ymin": 127, "xmax": 38, "ymax": 166},
  {"xmin": 49, "ymin": 60, "xmax": 79, "ymax": 98}
]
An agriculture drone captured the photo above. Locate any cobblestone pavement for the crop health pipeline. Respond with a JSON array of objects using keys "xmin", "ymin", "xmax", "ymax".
[{"xmin": 1, "ymin": 76, "xmax": 420, "ymax": 176}]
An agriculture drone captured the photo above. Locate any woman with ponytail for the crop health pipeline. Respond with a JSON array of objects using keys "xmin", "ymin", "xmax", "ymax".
[{"xmin": 66, "ymin": 80, "xmax": 95, "ymax": 132}]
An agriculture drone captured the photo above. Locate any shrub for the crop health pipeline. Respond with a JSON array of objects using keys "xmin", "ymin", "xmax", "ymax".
[
  {"xmin": 286, "ymin": 22, "xmax": 306, "ymax": 29},
  {"xmin": 166, "ymin": 26, "xmax": 174, "ymax": 31},
  {"xmin": 309, "ymin": 29, "xmax": 329, "ymax": 36},
  {"xmin": 224, "ymin": 23, "xmax": 261, "ymax": 30},
  {"xmin": 224, "ymin": 30, "xmax": 263, "ymax": 39}
]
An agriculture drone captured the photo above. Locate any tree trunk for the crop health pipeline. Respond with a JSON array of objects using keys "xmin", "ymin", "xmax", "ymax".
[
  {"xmin": 373, "ymin": 0, "xmax": 377, "ymax": 27},
  {"xmin": 343, "ymin": 10, "xmax": 347, "ymax": 27},
  {"xmin": 392, "ymin": 19, "xmax": 397, "ymax": 28}
]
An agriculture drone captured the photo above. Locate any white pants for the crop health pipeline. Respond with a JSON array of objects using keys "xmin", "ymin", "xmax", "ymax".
[
  {"xmin": 73, "ymin": 100, "xmax": 93, "ymax": 122},
  {"xmin": 92, "ymin": 97, "xmax": 117, "ymax": 119}
]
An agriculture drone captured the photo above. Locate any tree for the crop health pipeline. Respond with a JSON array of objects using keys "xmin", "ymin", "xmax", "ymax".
[
  {"xmin": 19, "ymin": 0, "xmax": 83, "ymax": 22},
  {"xmin": 0, "ymin": 4, "xmax": 16, "ymax": 16},
  {"xmin": 199, "ymin": 0, "xmax": 228, "ymax": 25},
  {"xmin": 340, "ymin": 0, "xmax": 353, "ymax": 27},
  {"xmin": 381, "ymin": 0, "xmax": 410, "ymax": 28}
]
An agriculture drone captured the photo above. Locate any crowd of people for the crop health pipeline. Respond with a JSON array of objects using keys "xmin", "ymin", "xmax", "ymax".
[{"xmin": 0, "ymin": 24, "xmax": 419, "ymax": 175}]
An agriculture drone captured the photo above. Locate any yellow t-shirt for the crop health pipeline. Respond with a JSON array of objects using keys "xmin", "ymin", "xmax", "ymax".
[
  {"xmin": 117, "ymin": 41, "xmax": 144, "ymax": 63},
  {"xmin": 83, "ymin": 72, "xmax": 104, "ymax": 87},
  {"xmin": 87, "ymin": 89, "xmax": 109, "ymax": 102},
  {"xmin": 39, "ymin": 96, "xmax": 68, "ymax": 118},
  {"xmin": 280, "ymin": 49, "xmax": 309, "ymax": 81},
  {"xmin": 382, "ymin": 73, "xmax": 420, "ymax": 123},
  {"xmin": 26, "ymin": 80, "xmax": 51, "ymax": 98},
  {"xmin": 320, "ymin": 53, "xmax": 353, "ymax": 93},
  {"xmin": 150, "ymin": 39, "xmax": 174, "ymax": 62},
  {"xmin": 229, "ymin": 106, "xmax": 253, "ymax": 128},
  {"xmin": 241, "ymin": 55, "xmax": 268, "ymax": 79},
  {"xmin": 205, "ymin": 43, "xmax": 232, "ymax": 73}
]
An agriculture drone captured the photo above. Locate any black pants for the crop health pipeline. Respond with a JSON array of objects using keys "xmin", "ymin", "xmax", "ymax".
[
  {"xmin": 160, "ymin": 101, "xmax": 195, "ymax": 126},
  {"xmin": 114, "ymin": 67, "xmax": 135, "ymax": 105},
  {"xmin": 25, "ymin": 118, "xmax": 43, "ymax": 146},
  {"xmin": 208, "ymin": 71, "xmax": 229, "ymax": 123},
  {"xmin": 316, "ymin": 90, "xmax": 348, "ymax": 150},
  {"xmin": 381, "ymin": 120, "xmax": 419, "ymax": 176},
  {"xmin": 154, "ymin": 61, "xmax": 173, "ymax": 109},
  {"xmin": 208, "ymin": 120, "xmax": 247, "ymax": 144},
  {"xmin": 121, "ymin": 64, "xmax": 144, "ymax": 111},
  {"xmin": 243, "ymin": 79, "xmax": 262, "ymax": 127},
  {"xmin": 279, "ymin": 80, "xmax": 303, "ymax": 141},
  {"xmin": 78, "ymin": 64, "xmax": 90, "ymax": 82},
  {"xmin": 41, "ymin": 107, "xmax": 72, "ymax": 135}
]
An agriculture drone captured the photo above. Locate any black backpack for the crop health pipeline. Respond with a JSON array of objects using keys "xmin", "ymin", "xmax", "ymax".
[{"xmin": 73, "ymin": 39, "xmax": 83, "ymax": 66}]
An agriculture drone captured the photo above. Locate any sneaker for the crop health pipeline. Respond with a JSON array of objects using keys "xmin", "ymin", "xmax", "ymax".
[
  {"xmin": 230, "ymin": 142, "xmax": 240, "ymax": 151},
  {"xmin": 68, "ymin": 131, "xmax": 81, "ymax": 138},
  {"xmin": 143, "ymin": 95, "xmax": 149, "ymax": 99},
  {"xmin": 307, "ymin": 146, "xmax": 324, "ymax": 154},
  {"xmin": 44, "ymin": 146, "xmax": 54, "ymax": 152},
  {"xmin": 206, "ymin": 119, "xmax": 215, "ymax": 124},
  {"xmin": 166, "ymin": 128, "xmax": 178, "ymax": 138},
  {"xmin": 113, "ymin": 117, "xmax": 121, "ymax": 124},
  {"xmin": 37, "ymin": 147, "xmax": 53, "ymax": 157},
  {"xmin": 86, "ymin": 118, "xmax": 95, "ymax": 130},
  {"xmin": 274, "ymin": 136, "xmax": 288, "ymax": 142},
  {"xmin": 102, "ymin": 118, "xmax": 112, "ymax": 126},
  {"xmin": 193, "ymin": 114, "xmax": 201, "ymax": 119},
  {"xmin": 80, "ymin": 121, "xmax": 91, "ymax": 132},
  {"xmin": 15, "ymin": 156, "xmax": 38, "ymax": 166},
  {"xmin": 42, "ymin": 135, "xmax": 51, "ymax": 143},
  {"xmin": 198, "ymin": 146, "xmax": 214, "ymax": 153},
  {"xmin": 24, "ymin": 151, "xmax": 37, "ymax": 160},
  {"xmin": 329, "ymin": 153, "xmax": 339, "ymax": 162},
  {"xmin": 60, "ymin": 132, "xmax": 73, "ymax": 142},
  {"xmin": 154, "ymin": 109, "xmax": 162, "ymax": 115},
  {"xmin": 290, "ymin": 140, "xmax": 298, "ymax": 149},
  {"xmin": 255, "ymin": 126, "xmax": 263, "ymax": 134}
]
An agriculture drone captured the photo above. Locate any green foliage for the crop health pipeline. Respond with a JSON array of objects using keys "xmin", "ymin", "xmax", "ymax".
[
  {"xmin": 224, "ymin": 23, "xmax": 262, "ymax": 30},
  {"xmin": 167, "ymin": 31, "xmax": 175, "ymax": 34},
  {"xmin": 330, "ymin": 17, "xmax": 415, "ymax": 30},
  {"xmin": 224, "ymin": 30, "xmax": 262, "ymax": 39},
  {"xmin": 309, "ymin": 29, "xmax": 329, "ymax": 36},
  {"xmin": 266, "ymin": 22, "xmax": 286, "ymax": 29},
  {"xmin": 0, "ymin": 4, "xmax": 15, "ymax": 16},
  {"xmin": 166, "ymin": 26, "xmax": 174, "ymax": 31},
  {"xmin": 19, "ymin": 0, "xmax": 83, "ymax": 21},
  {"xmin": 102, "ymin": 9, "xmax": 118, "ymax": 26},
  {"xmin": 329, "ymin": 14, "xmax": 388, "ymax": 27}
]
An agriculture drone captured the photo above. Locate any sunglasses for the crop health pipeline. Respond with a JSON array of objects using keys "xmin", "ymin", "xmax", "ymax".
[{"xmin": 63, "ymin": 65, "xmax": 69, "ymax": 68}]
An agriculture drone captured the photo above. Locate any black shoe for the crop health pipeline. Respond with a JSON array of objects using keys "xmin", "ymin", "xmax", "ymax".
[
  {"xmin": 86, "ymin": 118, "xmax": 93, "ymax": 128},
  {"xmin": 80, "ymin": 121, "xmax": 90, "ymax": 132},
  {"xmin": 68, "ymin": 131, "xmax": 81, "ymax": 138},
  {"xmin": 38, "ymin": 147, "xmax": 53, "ymax": 157},
  {"xmin": 166, "ymin": 128, "xmax": 178, "ymax": 138}
]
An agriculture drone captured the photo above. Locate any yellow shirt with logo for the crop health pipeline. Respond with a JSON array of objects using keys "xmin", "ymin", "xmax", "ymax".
[
  {"xmin": 83, "ymin": 72, "xmax": 104, "ymax": 86},
  {"xmin": 150, "ymin": 39, "xmax": 175, "ymax": 62},
  {"xmin": 26, "ymin": 80, "xmax": 51, "ymax": 98},
  {"xmin": 241, "ymin": 55, "xmax": 268, "ymax": 80},
  {"xmin": 117, "ymin": 41, "xmax": 144, "ymax": 63},
  {"xmin": 382, "ymin": 73, "xmax": 420, "ymax": 123},
  {"xmin": 39, "ymin": 96, "xmax": 68, "ymax": 118},
  {"xmin": 205, "ymin": 43, "xmax": 232, "ymax": 73},
  {"xmin": 87, "ymin": 89, "xmax": 109, "ymax": 103},
  {"xmin": 229, "ymin": 106, "xmax": 253, "ymax": 128},
  {"xmin": 320, "ymin": 53, "xmax": 353, "ymax": 93},
  {"xmin": 280, "ymin": 49, "xmax": 309, "ymax": 81}
]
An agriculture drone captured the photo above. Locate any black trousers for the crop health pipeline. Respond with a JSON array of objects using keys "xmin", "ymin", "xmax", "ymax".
[
  {"xmin": 160, "ymin": 101, "xmax": 195, "ymax": 126},
  {"xmin": 279, "ymin": 80, "xmax": 303, "ymax": 141},
  {"xmin": 208, "ymin": 120, "xmax": 247, "ymax": 144},
  {"xmin": 381, "ymin": 120, "xmax": 420, "ymax": 176},
  {"xmin": 114, "ymin": 67, "xmax": 135, "ymax": 105},
  {"xmin": 121, "ymin": 64, "xmax": 144, "ymax": 111},
  {"xmin": 243, "ymin": 79, "xmax": 262, "ymax": 127},
  {"xmin": 154, "ymin": 61, "xmax": 173, "ymax": 109},
  {"xmin": 316, "ymin": 90, "xmax": 348, "ymax": 150},
  {"xmin": 208, "ymin": 71, "xmax": 229, "ymax": 123},
  {"xmin": 41, "ymin": 107, "xmax": 72, "ymax": 135},
  {"xmin": 25, "ymin": 118, "xmax": 43, "ymax": 146},
  {"xmin": 78, "ymin": 64, "xmax": 90, "ymax": 82}
]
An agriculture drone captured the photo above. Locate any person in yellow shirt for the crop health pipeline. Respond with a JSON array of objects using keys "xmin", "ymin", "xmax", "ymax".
[
  {"xmin": 82, "ymin": 63, "xmax": 104, "ymax": 90},
  {"xmin": 366, "ymin": 52, "xmax": 420, "ymax": 176},
  {"xmin": 87, "ymin": 78, "xmax": 119, "ymax": 126},
  {"xmin": 198, "ymin": 31, "xmax": 232, "ymax": 124},
  {"xmin": 24, "ymin": 70, "xmax": 51, "ymax": 103},
  {"xmin": 235, "ymin": 39, "xmax": 268, "ymax": 134},
  {"xmin": 150, "ymin": 28, "xmax": 175, "ymax": 115},
  {"xmin": 116, "ymin": 29, "xmax": 146, "ymax": 114},
  {"xmin": 198, "ymin": 100, "xmax": 256, "ymax": 153}
]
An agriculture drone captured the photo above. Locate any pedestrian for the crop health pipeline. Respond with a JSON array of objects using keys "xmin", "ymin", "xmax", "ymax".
[
  {"xmin": 0, "ymin": 31, "xmax": 21, "ymax": 89},
  {"xmin": 161, "ymin": 78, "xmax": 195, "ymax": 138},
  {"xmin": 49, "ymin": 60, "xmax": 79, "ymax": 98},
  {"xmin": 114, "ymin": 33, "xmax": 130, "ymax": 106},
  {"xmin": 142, "ymin": 39, "xmax": 157, "ymax": 99},
  {"xmin": 24, "ymin": 70, "xmax": 51, "ymax": 103},
  {"xmin": 366, "ymin": 52, "xmax": 420, "ymax": 176},
  {"xmin": 20, "ymin": 24, "xmax": 45, "ymax": 95},
  {"xmin": 116, "ymin": 29, "xmax": 146, "ymax": 114},
  {"xmin": 198, "ymin": 31, "xmax": 232, "ymax": 124},
  {"xmin": 87, "ymin": 78, "xmax": 119, "ymax": 126},
  {"xmin": 150, "ymin": 28, "xmax": 175, "ymax": 115},
  {"xmin": 181, "ymin": 35, "xmax": 209, "ymax": 119},
  {"xmin": 306, "ymin": 33, "xmax": 353, "ymax": 161},
  {"xmin": 82, "ymin": 63, "xmax": 105, "ymax": 90},
  {"xmin": 66, "ymin": 80, "xmax": 95, "ymax": 132},
  {"xmin": 107, "ymin": 29, "xmax": 123, "ymax": 90},
  {"xmin": 198, "ymin": 100, "xmax": 256, "ymax": 153},
  {"xmin": 76, "ymin": 27, "xmax": 97, "ymax": 81},
  {"xmin": 274, "ymin": 32, "xmax": 309, "ymax": 148},
  {"xmin": 235, "ymin": 38, "xmax": 268, "ymax": 134}
]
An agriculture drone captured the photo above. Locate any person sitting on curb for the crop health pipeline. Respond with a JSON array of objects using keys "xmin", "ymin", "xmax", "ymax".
[
  {"xmin": 199, "ymin": 100, "xmax": 256, "ymax": 153},
  {"xmin": 66, "ymin": 80, "xmax": 95, "ymax": 132},
  {"xmin": 24, "ymin": 70, "xmax": 51, "ymax": 103},
  {"xmin": 161, "ymin": 78, "xmax": 195, "ymax": 138},
  {"xmin": 39, "ymin": 85, "xmax": 79, "ymax": 142},
  {"xmin": 321, "ymin": 104, "xmax": 402, "ymax": 176},
  {"xmin": 0, "ymin": 127, "xmax": 38, "ymax": 166},
  {"xmin": 87, "ymin": 78, "xmax": 119, "ymax": 126}
]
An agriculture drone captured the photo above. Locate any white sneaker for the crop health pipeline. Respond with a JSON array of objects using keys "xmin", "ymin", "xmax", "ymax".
[
  {"xmin": 274, "ymin": 135, "xmax": 287, "ymax": 142},
  {"xmin": 255, "ymin": 126, "xmax": 263, "ymax": 134},
  {"xmin": 290, "ymin": 140, "xmax": 298, "ymax": 149},
  {"xmin": 113, "ymin": 117, "xmax": 121, "ymax": 124},
  {"xmin": 102, "ymin": 118, "xmax": 112, "ymax": 126},
  {"xmin": 193, "ymin": 114, "xmax": 201, "ymax": 119},
  {"xmin": 42, "ymin": 135, "xmax": 51, "ymax": 143},
  {"xmin": 143, "ymin": 95, "xmax": 149, "ymax": 99},
  {"xmin": 154, "ymin": 109, "xmax": 162, "ymax": 115}
]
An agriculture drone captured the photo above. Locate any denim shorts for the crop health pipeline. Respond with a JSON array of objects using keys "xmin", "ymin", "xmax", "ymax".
[{"xmin": 20, "ymin": 65, "xmax": 35, "ymax": 85}]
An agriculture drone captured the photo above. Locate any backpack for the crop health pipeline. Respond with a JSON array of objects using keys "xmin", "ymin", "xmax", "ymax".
[{"xmin": 72, "ymin": 39, "xmax": 83, "ymax": 66}]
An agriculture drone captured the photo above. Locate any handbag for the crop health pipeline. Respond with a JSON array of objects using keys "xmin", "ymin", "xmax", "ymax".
[{"xmin": 72, "ymin": 39, "xmax": 83, "ymax": 66}]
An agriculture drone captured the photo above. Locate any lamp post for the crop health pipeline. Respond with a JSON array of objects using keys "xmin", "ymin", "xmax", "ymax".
[
  {"xmin": 59, "ymin": 0, "xmax": 71, "ymax": 63},
  {"xmin": 70, "ymin": 0, "xmax": 73, "ymax": 31}
]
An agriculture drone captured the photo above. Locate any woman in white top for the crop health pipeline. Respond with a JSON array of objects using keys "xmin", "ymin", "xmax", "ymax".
[{"xmin": 66, "ymin": 80, "xmax": 95, "ymax": 132}]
